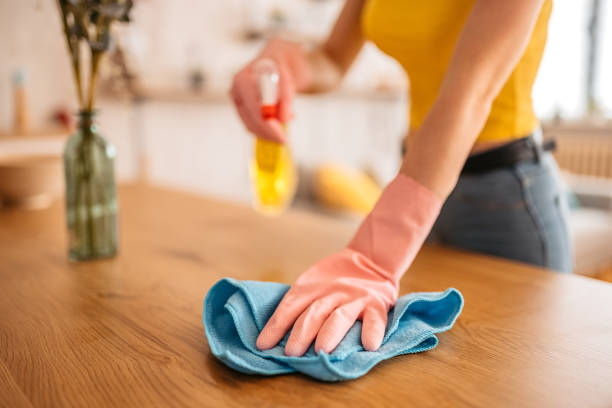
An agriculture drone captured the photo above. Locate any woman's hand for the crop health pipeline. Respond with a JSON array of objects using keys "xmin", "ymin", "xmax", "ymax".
[
  {"xmin": 229, "ymin": 0, "xmax": 366, "ymax": 144},
  {"xmin": 256, "ymin": 248, "xmax": 398, "ymax": 356},
  {"xmin": 230, "ymin": 39, "xmax": 311, "ymax": 144},
  {"xmin": 256, "ymin": 174, "xmax": 442, "ymax": 356}
]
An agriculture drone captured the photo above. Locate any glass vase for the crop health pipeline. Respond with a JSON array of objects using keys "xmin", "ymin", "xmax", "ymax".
[{"xmin": 64, "ymin": 110, "xmax": 118, "ymax": 260}]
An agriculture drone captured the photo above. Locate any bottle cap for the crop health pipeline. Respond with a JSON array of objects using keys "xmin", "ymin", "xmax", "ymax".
[{"xmin": 254, "ymin": 58, "xmax": 279, "ymax": 107}]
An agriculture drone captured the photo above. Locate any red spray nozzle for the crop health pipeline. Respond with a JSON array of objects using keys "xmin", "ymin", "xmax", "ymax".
[{"xmin": 254, "ymin": 58, "xmax": 279, "ymax": 119}]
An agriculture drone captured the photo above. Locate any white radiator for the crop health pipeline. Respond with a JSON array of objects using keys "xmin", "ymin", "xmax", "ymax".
[{"xmin": 544, "ymin": 122, "xmax": 612, "ymax": 179}]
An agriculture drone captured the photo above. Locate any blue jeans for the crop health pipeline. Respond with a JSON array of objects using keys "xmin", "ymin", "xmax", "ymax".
[{"xmin": 429, "ymin": 152, "xmax": 573, "ymax": 273}]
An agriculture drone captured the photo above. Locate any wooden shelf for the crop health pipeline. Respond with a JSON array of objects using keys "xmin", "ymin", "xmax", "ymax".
[
  {"xmin": 100, "ymin": 86, "xmax": 405, "ymax": 105},
  {"xmin": 0, "ymin": 128, "xmax": 70, "ymax": 140}
]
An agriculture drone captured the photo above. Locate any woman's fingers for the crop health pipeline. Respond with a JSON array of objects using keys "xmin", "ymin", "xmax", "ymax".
[
  {"xmin": 314, "ymin": 299, "xmax": 365, "ymax": 354},
  {"xmin": 361, "ymin": 306, "xmax": 388, "ymax": 351},
  {"xmin": 238, "ymin": 78, "xmax": 285, "ymax": 143},
  {"xmin": 259, "ymin": 291, "xmax": 389, "ymax": 354},
  {"xmin": 255, "ymin": 289, "xmax": 316, "ymax": 351},
  {"xmin": 263, "ymin": 119, "xmax": 286, "ymax": 143},
  {"xmin": 234, "ymin": 102, "xmax": 286, "ymax": 144},
  {"xmin": 230, "ymin": 70, "xmax": 286, "ymax": 143},
  {"xmin": 284, "ymin": 294, "xmax": 346, "ymax": 357}
]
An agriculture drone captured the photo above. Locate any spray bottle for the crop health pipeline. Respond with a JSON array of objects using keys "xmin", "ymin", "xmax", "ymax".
[{"xmin": 250, "ymin": 58, "xmax": 297, "ymax": 215}]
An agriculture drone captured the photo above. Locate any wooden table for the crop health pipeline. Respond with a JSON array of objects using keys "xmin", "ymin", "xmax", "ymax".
[{"xmin": 1, "ymin": 185, "xmax": 612, "ymax": 408}]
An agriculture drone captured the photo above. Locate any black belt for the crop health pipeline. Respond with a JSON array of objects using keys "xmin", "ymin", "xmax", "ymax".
[{"xmin": 461, "ymin": 135, "xmax": 557, "ymax": 175}]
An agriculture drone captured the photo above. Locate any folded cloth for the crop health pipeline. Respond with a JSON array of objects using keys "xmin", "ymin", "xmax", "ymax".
[{"xmin": 203, "ymin": 278, "xmax": 463, "ymax": 382}]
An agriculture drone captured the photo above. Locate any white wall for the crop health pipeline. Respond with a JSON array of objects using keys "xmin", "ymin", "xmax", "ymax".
[{"xmin": 0, "ymin": 0, "xmax": 75, "ymax": 129}]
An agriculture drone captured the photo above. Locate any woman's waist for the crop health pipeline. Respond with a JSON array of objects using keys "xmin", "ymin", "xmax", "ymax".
[
  {"xmin": 470, "ymin": 140, "xmax": 513, "ymax": 155},
  {"xmin": 406, "ymin": 126, "xmax": 541, "ymax": 156}
]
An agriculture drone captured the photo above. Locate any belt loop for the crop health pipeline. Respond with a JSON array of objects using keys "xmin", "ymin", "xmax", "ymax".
[
  {"xmin": 532, "ymin": 127, "xmax": 543, "ymax": 143},
  {"xmin": 530, "ymin": 130, "xmax": 542, "ymax": 163}
]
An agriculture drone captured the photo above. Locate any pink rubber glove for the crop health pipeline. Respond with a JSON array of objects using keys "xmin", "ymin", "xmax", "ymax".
[
  {"xmin": 230, "ymin": 39, "xmax": 311, "ymax": 143},
  {"xmin": 256, "ymin": 174, "xmax": 442, "ymax": 356}
]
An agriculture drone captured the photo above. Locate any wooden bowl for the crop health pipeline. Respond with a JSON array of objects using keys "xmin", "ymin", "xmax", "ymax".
[{"xmin": 0, "ymin": 154, "xmax": 63, "ymax": 209}]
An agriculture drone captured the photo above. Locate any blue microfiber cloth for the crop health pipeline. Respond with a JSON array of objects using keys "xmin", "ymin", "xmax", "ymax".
[{"xmin": 203, "ymin": 278, "xmax": 463, "ymax": 382}]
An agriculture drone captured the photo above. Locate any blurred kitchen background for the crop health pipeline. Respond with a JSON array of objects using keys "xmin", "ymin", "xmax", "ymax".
[{"xmin": 1, "ymin": 0, "xmax": 611, "ymax": 280}]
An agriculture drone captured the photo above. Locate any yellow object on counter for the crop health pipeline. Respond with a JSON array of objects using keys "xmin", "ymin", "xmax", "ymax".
[
  {"xmin": 250, "ymin": 137, "xmax": 297, "ymax": 216},
  {"xmin": 312, "ymin": 164, "xmax": 382, "ymax": 215}
]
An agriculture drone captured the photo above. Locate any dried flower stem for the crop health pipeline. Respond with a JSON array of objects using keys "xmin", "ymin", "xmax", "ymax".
[
  {"xmin": 87, "ymin": 51, "xmax": 103, "ymax": 111},
  {"xmin": 86, "ymin": 1, "xmax": 108, "ymax": 111},
  {"xmin": 56, "ymin": 0, "xmax": 84, "ymax": 107}
]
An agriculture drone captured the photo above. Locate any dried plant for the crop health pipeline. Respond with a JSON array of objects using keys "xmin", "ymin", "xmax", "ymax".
[
  {"xmin": 57, "ymin": 1, "xmax": 132, "ymax": 261},
  {"xmin": 56, "ymin": 0, "xmax": 133, "ymax": 111}
]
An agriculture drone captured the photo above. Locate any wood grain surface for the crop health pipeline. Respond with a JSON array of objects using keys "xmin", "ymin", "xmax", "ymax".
[{"xmin": 1, "ymin": 184, "xmax": 612, "ymax": 408}]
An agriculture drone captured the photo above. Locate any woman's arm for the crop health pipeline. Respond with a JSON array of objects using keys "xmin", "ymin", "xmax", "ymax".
[
  {"xmin": 400, "ymin": 0, "xmax": 546, "ymax": 199},
  {"xmin": 304, "ymin": 0, "xmax": 367, "ymax": 93}
]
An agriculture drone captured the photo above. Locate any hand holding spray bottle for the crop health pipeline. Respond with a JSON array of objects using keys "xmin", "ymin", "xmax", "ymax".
[{"xmin": 250, "ymin": 58, "xmax": 298, "ymax": 215}]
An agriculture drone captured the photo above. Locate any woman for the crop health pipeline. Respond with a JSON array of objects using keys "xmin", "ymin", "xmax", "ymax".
[{"xmin": 230, "ymin": 0, "xmax": 571, "ymax": 357}]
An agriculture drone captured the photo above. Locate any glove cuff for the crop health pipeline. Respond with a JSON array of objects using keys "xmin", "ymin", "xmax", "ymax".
[{"xmin": 347, "ymin": 173, "xmax": 442, "ymax": 283}]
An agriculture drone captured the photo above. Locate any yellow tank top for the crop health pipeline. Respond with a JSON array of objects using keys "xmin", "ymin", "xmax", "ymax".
[{"xmin": 362, "ymin": 0, "xmax": 552, "ymax": 142}]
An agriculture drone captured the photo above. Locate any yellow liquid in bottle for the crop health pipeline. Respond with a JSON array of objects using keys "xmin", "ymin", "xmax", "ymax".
[{"xmin": 250, "ymin": 137, "xmax": 297, "ymax": 216}]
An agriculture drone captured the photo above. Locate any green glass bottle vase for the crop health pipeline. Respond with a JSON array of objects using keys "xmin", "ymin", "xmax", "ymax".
[{"xmin": 64, "ymin": 110, "xmax": 118, "ymax": 260}]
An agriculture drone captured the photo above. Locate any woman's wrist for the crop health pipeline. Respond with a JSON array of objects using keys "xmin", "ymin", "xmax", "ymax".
[
  {"xmin": 399, "ymin": 154, "xmax": 456, "ymax": 201},
  {"xmin": 258, "ymin": 39, "xmax": 345, "ymax": 94},
  {"xmin": 302, "ymin": 48, "xmax": 343, "ymax": 93},
  {"xmin": 258, "ymin": 39, "xmax": 313, "ymax": 93}
]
